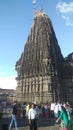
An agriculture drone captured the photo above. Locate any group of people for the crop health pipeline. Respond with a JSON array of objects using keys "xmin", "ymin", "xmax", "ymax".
[
  {"xmin": 8, "ymin": 101, "xmax": 38, "ymax": 130},
  {"xmin": 8, "ymin": 100, "xmax": 73, "ymax": 130},
  {"xmin": 51, "ymin": 101, "xmax": 73, "ymax": 130}
]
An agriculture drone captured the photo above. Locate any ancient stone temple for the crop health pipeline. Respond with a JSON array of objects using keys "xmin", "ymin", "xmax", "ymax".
[
  {"xmin": 15, "ymin": 9, "xmax": 73, "ymax": 104},
  {"xmin": 61, "ymin": 53, "xmax": 73, "ymax": 104}
]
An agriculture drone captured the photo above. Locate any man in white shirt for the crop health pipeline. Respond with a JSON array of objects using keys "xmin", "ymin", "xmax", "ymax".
[
  {"xmin": 50, "ymin": 102, "xmax": 55, "ymax": 118},
  {"xmin": 54, "ymin": 102, "xmax": 59, "ymax": 118},
  {"xmin": 28, "ymin": 103, "xmax": 38, "ymax": 130}
]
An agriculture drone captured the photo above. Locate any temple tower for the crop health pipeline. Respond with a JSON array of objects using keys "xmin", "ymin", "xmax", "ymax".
[{"xmin": 15, "ymin": 9, "xmax": 64, "ymax": 103}]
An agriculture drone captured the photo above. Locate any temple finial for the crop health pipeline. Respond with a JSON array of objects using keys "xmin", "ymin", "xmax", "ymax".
[{"xmin": 38, "ymin": 8, "xmax": 44, "ymax": 16}]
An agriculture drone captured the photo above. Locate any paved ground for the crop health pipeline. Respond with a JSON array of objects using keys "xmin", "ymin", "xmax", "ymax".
[
  {"xmin": 14, "ymin": 126, "xmax": 59, "ymax": 130},
  {"xmin": 0, "ymin": 117, "xmax": 60, "ymax": 130}
]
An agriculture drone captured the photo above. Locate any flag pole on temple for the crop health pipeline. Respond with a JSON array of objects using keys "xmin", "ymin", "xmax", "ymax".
[
  {"xmin": 33, "ymin": 0, "xmax": 38, "ymax": 17},
  {"xmin": 33, "ymin": 0, "xmax": 36, "ymax": 5}
]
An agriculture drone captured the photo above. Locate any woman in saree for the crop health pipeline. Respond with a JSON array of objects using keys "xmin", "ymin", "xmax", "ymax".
[{"xmin": 56, "ymin": 105, "xmax": 69, "ymax": 130}]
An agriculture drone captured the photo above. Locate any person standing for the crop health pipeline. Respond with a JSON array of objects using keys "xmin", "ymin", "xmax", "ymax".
[
  {"xmin": 28, "ymin": 103, "xmax": 38, "ymax": 130},
  {"xmin": 9, "ymin": 101, "xmax": 18, "ymax": 130},
  {"xmin": 54, "ymin": 102, "xmax": 59, "ymax": 118},
  {"xmin": 17, "ymin": 103, "xmax": 21, "ymax": 119},
  {"xmin": 50, "ymin": 102, "xmax": 55, "ymax": 118},
  {"xmin": 44, "ymin": 103, "xmax": 49, "ymax": 119},
  {"xmin": 22, "ymin": 102, "xmax": 26, "ymax": 119},
  {"xmin": 26, "ymin": 102, "xmax": 30, "ymax": 117}
]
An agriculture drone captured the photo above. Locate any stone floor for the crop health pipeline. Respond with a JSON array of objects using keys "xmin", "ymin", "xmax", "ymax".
[
  {"xmin": 12, "ymin": 125, "xmax": 60, "ymax": 130},
  {"xmin": 0, "ymin": 117, "xmax": 60, "ymax": 130}
]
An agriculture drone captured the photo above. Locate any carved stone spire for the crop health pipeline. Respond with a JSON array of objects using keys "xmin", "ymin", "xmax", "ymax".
[{"xmin": 15, "ymin": 10, "xmax": 64, "ymax": 103}]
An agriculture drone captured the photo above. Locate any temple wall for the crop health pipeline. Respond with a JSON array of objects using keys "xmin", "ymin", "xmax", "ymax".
[{"xmin": 16, "ymin": 75, "xmax": 53, "ymax": 103}]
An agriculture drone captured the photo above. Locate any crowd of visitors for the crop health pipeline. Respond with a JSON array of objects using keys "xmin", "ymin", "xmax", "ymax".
[{"xmin": 0, "ymin": 100, "xmax": 73, "ymax": 130}]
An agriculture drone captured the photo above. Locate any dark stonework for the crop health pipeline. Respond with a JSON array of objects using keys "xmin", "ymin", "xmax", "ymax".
[
  {"xmin": 15, "ymin": 10, "xmax": 73, "ymax": 104},
  {"xmin": 61, "ymin": 53, "xmax": 73, "ymax": 104}
]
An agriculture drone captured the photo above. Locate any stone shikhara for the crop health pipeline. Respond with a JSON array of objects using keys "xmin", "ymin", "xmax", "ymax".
[{"xmin": 15, "ymin": 9, "xmax": 73, "ymax": 105}]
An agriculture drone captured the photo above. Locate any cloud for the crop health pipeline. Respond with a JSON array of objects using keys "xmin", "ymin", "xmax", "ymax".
[
  {"xmin": 56, "ymin": 2, "xmax": 73, "ymax": 26},
  {"xmin": 0, "ymin": 76, "xmax": 17, "ymax": 90}
]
